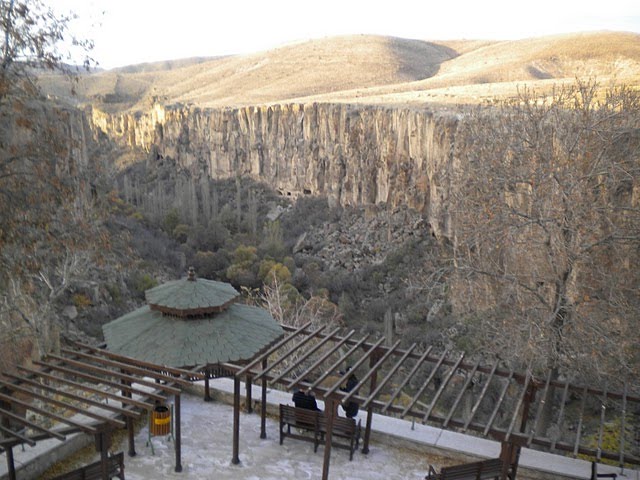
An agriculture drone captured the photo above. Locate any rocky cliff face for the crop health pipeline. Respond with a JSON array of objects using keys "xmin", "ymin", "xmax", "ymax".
[
  {"xmin": 0, "ymin": 99, "xmax": 93, "ymax": 371},
  {"xmin": 90, "ymin": 103, "xmax": 462, "ymax": 240}
]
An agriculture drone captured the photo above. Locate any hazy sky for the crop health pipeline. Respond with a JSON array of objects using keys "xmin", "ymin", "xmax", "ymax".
[{"xmin": 50, "ymin": 0, "xmax": 640, "ymax": 69}]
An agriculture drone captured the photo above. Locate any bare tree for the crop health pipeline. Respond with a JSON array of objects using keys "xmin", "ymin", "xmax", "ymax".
[
  {"xmin": 450, "ymin": 80, "xmax": 640, "ymax": 388},
  {"xmin": 0, "ymin": 0, "xmax": 97, "ymax": 366},
  {"xmin": 1, "ymin": 0, "xmax": 94, "ymax": 98}
]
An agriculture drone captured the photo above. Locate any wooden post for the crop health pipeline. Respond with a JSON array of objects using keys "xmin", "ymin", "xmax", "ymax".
[
  {"xmin": 121, "ymin": 370, "xmax": 136, "ymax": 457},
  {"xmin": 204, "ymin": 368, "xmax": 212, "ymax": 402},
  {"xmin": 127, "ymin": 417, "xmax": 136, "ymax": 457},
  {"xmin": 174, "ymin": 394, "xmax": 182, "ymax": 472},
  {"xmin": 97, "ymin": 431, "xmax": 110, "ymax": 480},
  {"xmin": 500, "ymin": 382, "xmax": 535, "ymax": 479},
  {"xmin": 5, "ymin": 445, "xmax": 16, "ymax": 480},
  {"xmin": 246, "ymin": 375, "xmax": 253, "ymax": 414},
  {"xmin": 362, "ymin": 354, "xmax": 379, "ymax": 454},
  {"xmin": 321, "ymin": 397, "xmax": 336, "ymax": 480},
  {"xmin": 232, "ymin": 376, "xmax": 241, "ymax": 464},
  {"xmin": 1, "ymin": 415, "xmax": 16, "ymax": 480},
  {"xmin": 260, "ymin": 358, "xmax": 267, "ymax": 439}
]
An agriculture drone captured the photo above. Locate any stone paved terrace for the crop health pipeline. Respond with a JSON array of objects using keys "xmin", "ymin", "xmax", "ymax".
[{"xmin": 1, "ymin": 379, "xmax": 637, "ymax": 480}]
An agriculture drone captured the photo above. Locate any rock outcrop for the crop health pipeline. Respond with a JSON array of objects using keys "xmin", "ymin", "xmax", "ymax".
[{"xmin": 89, "ymin": 102, "xmax": 462, "ymax": 241}]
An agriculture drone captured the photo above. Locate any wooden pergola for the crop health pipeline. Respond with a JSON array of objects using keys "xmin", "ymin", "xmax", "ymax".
[
  {"xmin": 0, "ymin": 342, "xmax": 204, "ymax": 480},
  {"xmin": 223, "ymin": 323, "xmax": 640, "ymax": 480}
]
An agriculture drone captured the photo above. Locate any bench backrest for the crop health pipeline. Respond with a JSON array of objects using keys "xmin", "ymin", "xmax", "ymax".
[
  {"xmin": 281, "ymin": 404, "xmax": 356, "ymax": 435},
  {"xmin": 441, "ymin": 458, "xmax": 504, "ymax": 480},
  {"xmin": 318, "ymin": 415, "xmax": 356, "ymax": 435},
  {"xmin": 280, "ymin": 404, "xmax": 321, "ymax": 427}
]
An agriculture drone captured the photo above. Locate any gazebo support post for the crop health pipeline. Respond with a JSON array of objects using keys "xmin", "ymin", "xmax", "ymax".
[
  {"xmin": 260, "ymin": 358, "xmax": 267, "ymax": 439},
  {"xmin": 204, "ymin": 368, "xmax": 212, "ymax": 402},
  {"xmin": 1, "ymin": 415, "xmax": 16, "ymax": 480},
  {"xmin": 175, "ymin": 394, "xmax": 182, "ymax": 472},
  {"xmin": 322, "ymin": 397, "xmax": 336, "ymax": 480},
  {"xmin": 232, "ymin": 376, "xmax": 241, "ymax": 464},
  {"xmin": 500, "ymin": 383, "xmax": 536, "ymax": 479},
  {"xmin": 5, "ymin": 444, "xmax": 16, "ymax": 480},
  {"xmin": 120, "ymin": 369, "xmax": 136, "ymax": 457},
  {"xmin": 246, "ymin": 375, "xmax": 253, "ymax": 413},
  {"xmin": 96, "ymin": 430, "xmax": 110, "ymax": 480},
  {"xmin": 362, "ymin": 354, "xmax": 379, "ymax": 454},
  {"xmin": 127, "ymin": 417, "xmax": 136, "ymax": 457}
]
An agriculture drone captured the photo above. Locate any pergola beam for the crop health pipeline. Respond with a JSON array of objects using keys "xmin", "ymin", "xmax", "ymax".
[
  {"xmin": 444, "ymin": 359, "xmax": 481, "ymax": 428},
  {"xmin": 342, "ymin": 340, "xmax": 401, "ymax": 405},
  {"xmin": 0, "ymin": 407, "xmax": 66, "ymax": 441},
  {"xmin": 45, "ymin": 354, "xmax": 180, "ymax": 394},
  {"xmin": 253, "ymin": 325, "xmax": 327, "ymax": 381},
  {"xmin": 0, "ymin": 379, "xmax": 125, "ymax": 428},
  {"xmin": 269, "ymin": 326, "xmax": 342, "ymax": 384},
  {"xmin": 2, "ymin": 373, "xmax": 140, "ymax": 419},
  {"xmin": 0, "ymin": 391, "xmax": 98, "ymax": 434},
  {"xmin": 308, "ymin": 335, "xmax": 371, "ymax": 392},
  {"xmin": 0, "ymin": 425, "xmax": 36, "ymax": 447},
  {"xmin": 362, "ymin": 343, "xmax": 417, "ymax": 409},
  {"xmin": 72, "ymin": 342, "xmax": 205, "ymax": 380},
  {"xmin": 285, "ymin": 330, "xmax": 356, "ymax": 391},
  {"xmin": 382, "ymin": 346, "xmax": 432, "ymax": 413},
  {"xmin": 17, "ymin": 366, "xmax": 155, "ymax": 410},
  {"xmin": 59, "ymin": 348, "xmax": 191, "ymax": 388},
  {"xmin": 33, "ymin": 360, "xmax": 165, "ymax": 401}
]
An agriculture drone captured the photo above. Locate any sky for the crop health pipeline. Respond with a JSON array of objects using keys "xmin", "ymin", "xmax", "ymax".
[{"xmin": 49, "ymin": 0, "xmax": 640, "ymax": 70}]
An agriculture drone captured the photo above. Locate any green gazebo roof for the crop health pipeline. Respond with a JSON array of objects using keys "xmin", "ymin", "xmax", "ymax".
[
  {"xmin": 102, "ymin": 303, "xmax": 283, "ymax": 367},
  {"xmin": 102, "ymin": 269, "xmax": 283, "ymax": 368},
  {"xmin": 145, "ymin": 268, "xmax": 240, "ymax": 316}
]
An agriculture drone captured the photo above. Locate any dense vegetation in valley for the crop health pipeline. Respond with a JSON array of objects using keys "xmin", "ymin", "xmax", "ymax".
[{"xmin": 1, "ymin": 0, "xmax": 639, "ymax": 413}]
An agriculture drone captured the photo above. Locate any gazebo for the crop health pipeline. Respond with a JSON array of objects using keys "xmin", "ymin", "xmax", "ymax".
[{"xmin": 102, "ymin": 267, "xmax": 284, "ymax": 400}]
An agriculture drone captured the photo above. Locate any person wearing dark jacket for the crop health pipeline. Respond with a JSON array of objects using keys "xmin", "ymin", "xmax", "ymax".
[
  {"xmin": 340, "ymin": 368, "xmax": 359, "ymax": 418},
  {"xmin": 292, "ymin": 387, "xmax": 321, "ymax": 411}
]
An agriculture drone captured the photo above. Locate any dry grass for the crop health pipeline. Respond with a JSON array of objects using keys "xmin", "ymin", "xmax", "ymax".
[{"xmin": 39, "ymin": 31, "xmax": 640, "ymax": 109}]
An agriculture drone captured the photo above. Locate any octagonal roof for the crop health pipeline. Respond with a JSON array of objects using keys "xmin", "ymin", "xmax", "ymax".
[
  {"xmin": 146, "ymin": 267, "xmax": 240, "ymax": 317},
  {"xmin": 102, "ymin": 303, "xmax": 283, "ymax": 367}
]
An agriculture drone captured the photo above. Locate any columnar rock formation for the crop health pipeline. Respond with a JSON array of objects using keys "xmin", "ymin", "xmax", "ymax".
[{"xmin": 90, "ymin": 103, "xmax": 462, "ymax": 240}]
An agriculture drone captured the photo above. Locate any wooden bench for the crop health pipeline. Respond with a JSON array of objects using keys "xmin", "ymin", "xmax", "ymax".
[
  {"xmin": 318, "ymin": 412, "xmax": 361, "ymax": 460},
  {"xmin": 280, "ymin": 403, "xmax": 323, "ymax": 452},
  {"xmin": 426, "ymin": 458, "xmax": 506, "ymax": 480},
  {"xmin": 279, "ymin": 404, "xmax": 361, "ymax": 460},
  {"xmin": 591, "ymin": 461, "xmax": 617, "ymax": 479},
  {"xmin": 50, "ymin": 451, "xmax": 125, "ymax": 480}
]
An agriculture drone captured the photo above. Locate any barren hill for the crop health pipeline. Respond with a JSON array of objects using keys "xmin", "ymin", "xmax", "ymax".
[{"xmin": 39, "ymin": 31, "xmax": 640, "ymax": 109}]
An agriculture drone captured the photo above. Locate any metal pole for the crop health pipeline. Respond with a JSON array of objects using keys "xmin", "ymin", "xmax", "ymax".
[
  {"xmin": 232, "ymin": 376, "xmax": 241, "ymax": 464},
  {"xmin": 362, "ymin": 356, "xmax": 379, "ymax": 454},
  {"xmin": 260, "ymin": 358, "xmax": 267, "ymax": 439},
  {"xmin": 174, "ymin": 395, "xmax": 182, "ymax": 472},
  {"xmin": 204, "ymin": 369, "xmax": 212, "ymax": 402},
  {"xmin": 121, "ymin": 370, "xmax": 136, "ymax": 457},
  {"xmin": 5, "ymin": 445, "xmax": 16, "ymax": 480},
  {"xmin": 246, "ymin": 375, "xmax": 253, "ymax": 413},
  {"xmin": 127, "ymin": 417, "xmax": 136, "ymax": 456}
]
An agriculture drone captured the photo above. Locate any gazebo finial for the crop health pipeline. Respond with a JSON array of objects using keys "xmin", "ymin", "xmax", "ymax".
[{"xmin": 187, "ymin": 266, "xmax": 196, "ymax": 281}]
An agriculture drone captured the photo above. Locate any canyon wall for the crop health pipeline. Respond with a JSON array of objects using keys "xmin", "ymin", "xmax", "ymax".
[
  {"xmin": 0, "ymin": 99, "xmax": 96, "ymax": 372},
  {"xmin": 89, "ymin": 103, "xmax": 462, "ymax": 240}
]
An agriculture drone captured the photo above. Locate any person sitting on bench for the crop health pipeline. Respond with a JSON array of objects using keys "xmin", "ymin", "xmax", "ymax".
[{"xmin": 292, "ymin": 387, "xmax": 321, "ymax": 411}]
